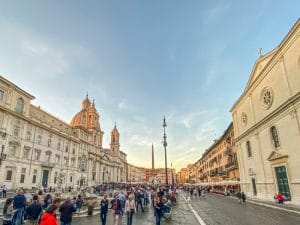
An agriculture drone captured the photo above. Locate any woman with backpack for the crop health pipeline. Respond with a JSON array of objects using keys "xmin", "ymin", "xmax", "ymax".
[{"xmin": 39, "ymin": 204, "xmax": 58, "ymax": 225}]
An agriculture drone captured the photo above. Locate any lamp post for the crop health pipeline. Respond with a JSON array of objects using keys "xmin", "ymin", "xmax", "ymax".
[{"xmin": 162, "ymin": 116, "xmax": 168, "ymax": 186}]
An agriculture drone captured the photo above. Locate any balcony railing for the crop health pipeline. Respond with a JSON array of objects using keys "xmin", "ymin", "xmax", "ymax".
[
  {"xmin": 225, "ymin": 161, "xmax": 238, "ymax": 170},
  {"xmin": 224, "ymin": 147, "xmax": 233, "ymax": 156}
]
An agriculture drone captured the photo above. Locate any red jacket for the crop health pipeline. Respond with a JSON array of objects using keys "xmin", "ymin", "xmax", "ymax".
[
  {"xmin": 40, "ymin": 212, "xmax": 58, "ymax": 225},
  {"xmin": 277, "ymin": 193, "xmax": 284, "ymax": 201}
]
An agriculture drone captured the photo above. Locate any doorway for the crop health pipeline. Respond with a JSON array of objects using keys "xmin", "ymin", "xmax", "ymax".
[
  {"xmin": 42, "ymin": 170, "xmax": 49, "ymax": 187},
  {"xmin": 275, "ymin": 166, "xmax": 291, "ymax": 200}
]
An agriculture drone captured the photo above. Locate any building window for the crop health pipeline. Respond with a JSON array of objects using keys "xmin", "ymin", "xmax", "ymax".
[
  {"xmin": 64, "ymin": 157, "xmax": 69, "ymax": 165},
  {"xmin": 65, "ymin": 146, "xmax": 69, "ymax": 153},
  {"xmin": 13, "ymin": 126, "xmax": 20, "ymax": 137},
  {"xmin": 36, "ymin": 135, "xmax": 42, "ymax": 145},
  {"xmin": 15, "ymin": 98, "xmax": 24, "ymax": 114},
  {"xmin": 55, "ymin": 155, "xmax": 60, "ymax": 164},
  {"xmin": 32, "ymin": 175, "xmax": 37, "ymax": 183},
  {"xmin": 71, "ymin": 158, "xmax": 75, "ymax": 166},
  {"xmin": 47, "ymin": 139, "xmax": 52, "ymax": 147},
  {"xmin": 54, "ymin": 171, "xmax": 58, "ymax": 184},
  {"xmin": 72, "ymin": 148, "xmax": 75, "ymax": 154},
  {"xmin": 246, "ymin": 141, "xmax": 252, "ymax": 157},
  {"xmin": 70, "ymin": 176, "xmax": 73, "ymax": 182},
  {"xmin": 45, "ymin": 152, "xmax": 51, "ymax": 161},
  {"xmin": 261, "ymin": 87, "xmax": 273, "ymax": 109},
  {"xmin": 270, "ymin": 126, "xmax": 280, "ymax": 148},
  {"xmin": 0, "ymin": 89, "xmax": 4, "ymax": 101},
  {"xmin": 20, "ymin": 174, "xmax": 25, "ymax": 183},
  {"xmin": 10, "ymin": 145, "xmax": 17, "ymax": 157},
  {"xmin": 25, "ymin": 131, "xmax": 31, "ymax": 141},
  {"xmin": 23, "ymin": 148, "xmax": 30, "ymax": 159},
  {"xmin": 6, "ymin": 170, "xmax": 13, "ymax": 181},
  {"xmin": 57, "ymin": 142, "xmax": 61, "ymax": 150},
  {"xmin": 35, "ymin": 150, "xmax": 41, "ymax": 160}
]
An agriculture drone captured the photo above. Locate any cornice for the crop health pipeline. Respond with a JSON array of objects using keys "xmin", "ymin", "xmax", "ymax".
[{"xmin": 0, "ymin": 75, "xmax": 35, "ymax": 100}]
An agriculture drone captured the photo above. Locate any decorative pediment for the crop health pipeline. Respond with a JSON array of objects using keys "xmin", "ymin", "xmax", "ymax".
[
  {"xmin": 244, "ymin": 49, "xmax": 277, "ymax": 92},
  {"xmin": 267, "ymin": 151, "xmax": 288, "ymax": 161},
  {"xmin": 100, "ymin": 153, "xmax": 110, "ymax": 161}
]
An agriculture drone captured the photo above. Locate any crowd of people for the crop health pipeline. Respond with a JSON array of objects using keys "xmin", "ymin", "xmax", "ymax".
[{"xmin": 1, "ymin": 184, "xmax": 177, "ymax": 225}]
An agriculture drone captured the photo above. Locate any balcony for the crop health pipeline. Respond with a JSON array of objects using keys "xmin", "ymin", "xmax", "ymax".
[
  {"xmin": 225, "ymin": 161, "xmax": 238, "ymax": 171},
  {"xmin": 41, "ymin": 161, "xmax": 55, "ymax": 168},
  {"xmin": 224, "ymin": 147, "xmax": 233, "ymax": 156}
]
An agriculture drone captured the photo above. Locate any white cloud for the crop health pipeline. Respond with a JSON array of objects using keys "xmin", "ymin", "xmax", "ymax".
[{"xmin": 118, "ymin": 99, "xmax": 129, "ymax": 111}]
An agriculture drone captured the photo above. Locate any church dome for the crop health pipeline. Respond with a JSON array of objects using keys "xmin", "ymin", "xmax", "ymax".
[
  {"xmin": 70, "ymin": 95, "xmax": 100, "ymax": 130},
  {"xmin": 70, "ymin": 110, "xmax": 87, "ymax": 127}
]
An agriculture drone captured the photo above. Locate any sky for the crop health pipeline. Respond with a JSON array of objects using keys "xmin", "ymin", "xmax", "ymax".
[{"xmin": 0, "ymin": 0, "xmax": 299, "ymax": 171}]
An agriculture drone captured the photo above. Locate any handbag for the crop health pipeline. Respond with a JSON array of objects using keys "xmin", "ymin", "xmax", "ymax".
[{"xmin": 130, "ymin": 208, "xmax": 135, "ymax": 213}]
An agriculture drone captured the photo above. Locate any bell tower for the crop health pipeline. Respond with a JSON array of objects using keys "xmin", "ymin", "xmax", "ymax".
[{"xmin": 110, "ymin": 123, "xmax": 120, "ymax": 154}]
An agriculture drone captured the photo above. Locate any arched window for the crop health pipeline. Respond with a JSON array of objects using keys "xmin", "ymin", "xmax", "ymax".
[
  {"xmin": 270, "ymin": 126, "xmax": 280, "ymax": 148},
  {"xmin": 246, "ymin": 141, "xmax": 252, "ymax": 157},
  {"xmin": 16, "ymin": 98, "xmax": 24, "ymax": 114}
]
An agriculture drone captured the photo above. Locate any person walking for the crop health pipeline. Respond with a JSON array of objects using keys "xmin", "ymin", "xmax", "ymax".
[
  {"xmin": 75, "ymin": 195, "xmax": 84, "ymax": 212},
  {"xmin": 135, "ymin": 190, "xmax": 144, "ymax": 213},
  {"xmin": 3, "ymin": 185, "xmax": 8, "ymax": 198},
  {"xmin": 100, "ymin": 195, "xmax": 109, "ymax": 225},
  {"xmin": 125, "ymin": 196, "xmax": 136, "ymax": 225},
  {"xmin": 154, "ymin": 195, "xmax": 164, "ymax": 225},
  {"xmin": 2, "ymin": 198, "xmax": 14, "ymax": 225},
  {"xmin": 43, "ymin": 194, "xmax": 52, "ymax": 209},
  {"xmin": 59, "ymin": 198, "xmax": 77, "ymax": 225},
  {"xmin": 277, "ymin": 192, "xmax": 285, "ymax": 205},
  {"xmin": 12, "ymin": 189, "xmax": 26, "ymax": 225},
  {"xmin": 241, "ymin": 192, "xmax": 246, "ymax": 204},
  {"xmin": 25, "ymin": 194, "xmax": 43, "ymax": 225},
  {"xmin": 111, "ymin": 193, "xmax": 123, "ymax": 225},
  {"xmin": 39, "ymin": 204, "xmax": 58, "ymax": 225}
]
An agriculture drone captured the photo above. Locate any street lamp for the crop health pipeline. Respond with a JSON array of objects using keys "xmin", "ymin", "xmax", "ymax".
[{"xmin": 162, "ymin": 116, "xmax": 168, "ymax": 186}]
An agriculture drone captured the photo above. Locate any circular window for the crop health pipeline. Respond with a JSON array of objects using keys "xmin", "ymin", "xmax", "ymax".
[
  {"xmin": 241, "ymin": 112, "xmax": 247, "ymax": 127},
  {"xmin": 261, "ymin": 87, "xmax": 273, "ymax": 109}
]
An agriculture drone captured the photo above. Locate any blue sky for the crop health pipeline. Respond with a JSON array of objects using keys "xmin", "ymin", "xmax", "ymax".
[{"xmin": 0, "ymin": 0, "xmax": 299, "ymax": 171}]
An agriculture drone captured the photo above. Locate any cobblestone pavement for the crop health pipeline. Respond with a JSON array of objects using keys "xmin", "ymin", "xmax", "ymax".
[
  {"xmin": 183, "ymin": 191, "xmax": 300, "ymax": 225},
  {"xmin": 73, "ymin": 193, "xmax": 199, "ymax": 225}
]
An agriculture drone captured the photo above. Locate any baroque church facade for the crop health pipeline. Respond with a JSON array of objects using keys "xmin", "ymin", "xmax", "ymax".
[
  {"xmin": 231, "ymin": 19, "xmax": 300, "ymax": 205},
  {"xmin": 0, "ymin": 75, "xmax": 127, "ymax": 189}
]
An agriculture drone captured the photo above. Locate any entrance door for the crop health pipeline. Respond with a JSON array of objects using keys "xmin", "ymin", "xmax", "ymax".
[
  {"xmin": 42, "ymin": 170, "xmax": 49, "ymax": 187},
  {"xmin": 275, "ymin": 166, "xmax": 291, "ymax": 200},
  {"xmin": 251, "ymin": 178, "xmax": 257, "ymax": 196}
]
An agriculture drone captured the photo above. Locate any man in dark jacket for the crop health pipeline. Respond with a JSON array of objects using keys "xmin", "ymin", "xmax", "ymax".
[
  {"xmin": 25, "ymin": 194, "xmax": 43, "ymax": 225},
  {"xmin": 59, "ymin": 198, "xmax": 77, "ymax": 225},
  {"xmin": 100, "ymin": 194, "xmax": 109, "ymax": 225},
  {"xmin": 75, "ymin": 195, "xmax": 84, "ymax": 212},
  {"xmin": 13, "ymin": 189, "xmax": 26, "ymax": 225}
]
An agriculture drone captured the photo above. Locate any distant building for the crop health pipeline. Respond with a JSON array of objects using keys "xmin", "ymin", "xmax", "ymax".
[{"xmin": 231, "ymin": 19, "xmax": 300, "ymax": 205}]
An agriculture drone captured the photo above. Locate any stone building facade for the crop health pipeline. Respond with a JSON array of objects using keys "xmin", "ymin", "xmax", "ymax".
[
  {"xmin": 231, "ymin": 19, "xmax": 300, "ymax": 205},
  {"xmin": 0, "ymin": 76, "xmax": 127, "ymax": 189},
  {"xmin": 185, "ymin": 123, "xmax": 239, "ymax": 187}
]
